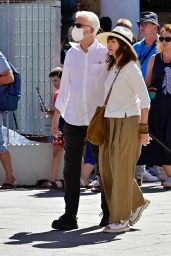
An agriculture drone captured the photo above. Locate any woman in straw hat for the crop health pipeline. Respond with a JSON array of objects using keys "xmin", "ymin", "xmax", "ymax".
[{"xmin": 97, "ymin": 26, "xmax": 151, "ymax": 233}]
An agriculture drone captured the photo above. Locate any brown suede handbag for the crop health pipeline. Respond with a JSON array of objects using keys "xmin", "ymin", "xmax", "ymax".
[{"xmin": 87, "ymin": 69, "xmax": 120, "ymax": 145}]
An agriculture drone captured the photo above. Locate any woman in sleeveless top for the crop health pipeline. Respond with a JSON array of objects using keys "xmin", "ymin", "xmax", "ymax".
[{"xmin": 138, "ymin": 24, "xmax": 171, "ymax": 188}]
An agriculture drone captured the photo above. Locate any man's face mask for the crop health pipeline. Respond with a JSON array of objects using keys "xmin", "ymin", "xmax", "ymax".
[{"xmin": 71, "ymin": 26, "xmax": 84, "ymax": 42}]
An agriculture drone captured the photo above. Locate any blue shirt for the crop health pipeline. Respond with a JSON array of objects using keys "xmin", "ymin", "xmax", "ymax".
[
  {"xmin": 0, "ymin": 51, "xmax": 10, "ymax": 74},
  {"xmin": 133, "ymin": 39, "xmax": 157, "ymax": 79}
]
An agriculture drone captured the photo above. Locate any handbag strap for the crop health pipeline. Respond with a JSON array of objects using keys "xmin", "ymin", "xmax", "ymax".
[
  {"xmin": 140, "ymin": 41, "xmax": 156, "ymax": 65},
  {"xmin": 104, "ymin": 68, "xmax": 120, "ymax": 106}
]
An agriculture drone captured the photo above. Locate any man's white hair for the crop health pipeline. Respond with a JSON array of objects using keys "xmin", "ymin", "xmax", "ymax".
[{"xmin": 75, "ymin": 11, "xmax": 100, "ymax": 36}]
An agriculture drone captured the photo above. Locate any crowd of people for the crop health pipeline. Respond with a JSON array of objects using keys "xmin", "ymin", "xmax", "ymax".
[
  {"xmin": 49, "ymin": 9, "xmax": 171, "ymax": 233},
  {"xmin": 1, "ymin": 8, "xmax": 171, "ymax": 234}
]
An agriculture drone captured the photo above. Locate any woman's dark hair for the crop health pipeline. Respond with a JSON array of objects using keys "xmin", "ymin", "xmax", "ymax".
[
  {"xmin": 106, "ymin": 37, "xmax": 138, "ymax": 71},
  {"xmin": 100, "ymin": 16, "xmax": 112, "ymax": 32},
  {"xmin": 49, "ymin": 68, "xmax": 63, "ymax": 79}
]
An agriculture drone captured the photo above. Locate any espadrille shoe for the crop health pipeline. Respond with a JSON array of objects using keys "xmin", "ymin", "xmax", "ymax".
[
  {"xmin": 103, "ymin": 220, "xmax": 130, "ymax": 233},
  {"xmin": 129, "ymin": 199, "xmax": 150, "ymax": 226}
]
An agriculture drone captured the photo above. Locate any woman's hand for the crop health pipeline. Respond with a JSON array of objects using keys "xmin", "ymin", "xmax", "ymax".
[{"xmin": 140, "ymin": 133, "xmax": 152, "ymax": 146}]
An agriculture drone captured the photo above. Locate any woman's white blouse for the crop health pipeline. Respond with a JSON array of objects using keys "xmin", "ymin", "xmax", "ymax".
[{"xmin": 104, "ymin": 61, "xmax": 150, "ymax": 118}]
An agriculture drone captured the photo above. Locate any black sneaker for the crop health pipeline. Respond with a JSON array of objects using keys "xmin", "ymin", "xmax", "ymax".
[
  {"xmin": 51, "ymin": 213, "xmax": 78, "ymax": 230},
  {"xmin": 99, "ymin": 215, "xmax": 109, "ymax": 227},
  {"xmin": 91, "ymin": 184, "xmax": 101, "ymax": 193}
]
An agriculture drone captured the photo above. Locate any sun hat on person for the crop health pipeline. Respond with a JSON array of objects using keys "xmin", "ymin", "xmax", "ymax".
[
  {"xmin": 137, "ymin": 11, "xmax": 159, "ymax": 27},
  {"xmin": 96, "ymin": 26, "xmax": 138, "ymax": 58}
]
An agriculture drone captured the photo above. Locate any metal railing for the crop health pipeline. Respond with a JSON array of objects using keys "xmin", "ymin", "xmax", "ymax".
[{"xmin": 0, "ymin": 0, "xmax": 61, "ymax": 143}]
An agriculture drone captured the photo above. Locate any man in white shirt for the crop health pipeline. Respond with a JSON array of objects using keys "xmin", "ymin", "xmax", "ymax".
[{"xmin": 51, "ymin": 11, "xmax": 108, "ymax": 230}]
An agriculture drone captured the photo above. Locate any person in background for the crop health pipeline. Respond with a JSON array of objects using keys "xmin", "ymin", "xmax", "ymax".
[
  {"xmin": 51, "ymin": 11, "xmax": 109, "ymax": 230},
  {"xmin": 61, "ymin": 26, "xmax": 76, "ymax": 66},
  {"xmin": 134, "ymin": 11, "xmax": 159, "ymax": 79},
  {"xmin": 80, "ymin": 141, "xmax": 95, "ymax": 188},
  {"xmin": 76, "ymin": 0, "xmax": 89, "ymax": 11},
  {"xmin": 0, "ymin": 51, "xmax": 15, "ymax": 189},
  {"xmin": 138, "ymin": 24, "xmax": 171, "ymax": 189},
  {"xmin": 98, "ymin": 26, "xmax": 151, "ymax": 233},
  {"xmin": 116, "ymin": 18, "xmax": 132, "ymax": 30},
  {"xmin": 116, "ymin": 18, "xmax": 137, "ymax": 44},
  {"xmin": 133, "ymin": 11, "xmax": 159, "ymax": 185},
  {"xmin": 100, "ymin": 16, "xmax": 112, "ymax": 32},
  {"xmin": 42, "ymin": 67, "xmax": 65, "ymax": 190},
  {"xmin": 80, "ymin": 141, "xmax": 101, "ymax": 192}
]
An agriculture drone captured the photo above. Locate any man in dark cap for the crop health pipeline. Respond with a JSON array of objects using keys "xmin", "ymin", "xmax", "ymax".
[
  {"xmin": 138, "ymin": 11, "xmax": 159, "ymax": 27},
  {"xmin": 133, "ymin": 11, "xmax": 159, "ymax": 185},
  {"xmin": 134, "ymin": 11, "xmax": 159, "ymax": 78}
]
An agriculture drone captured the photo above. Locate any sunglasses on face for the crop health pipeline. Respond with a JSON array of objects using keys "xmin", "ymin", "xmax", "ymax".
[
  {"xmin": 139, "ymin": 22, "xmax": 154, "ymax": 27},
  {"xmin": 159, "ymin": 36, "xmax": 171, "ymax": 42},
  {"xmin": 74, "ymin": 23, "xmax": 91, "ymax": 28}
]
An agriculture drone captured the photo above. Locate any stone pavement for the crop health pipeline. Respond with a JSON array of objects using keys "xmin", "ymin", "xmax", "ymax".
[{"xmin": 0, "ymin": 182, "xmax": 171, "ymax": 256}]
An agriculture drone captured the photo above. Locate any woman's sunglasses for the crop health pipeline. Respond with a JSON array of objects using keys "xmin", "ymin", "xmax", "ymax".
[{"xmin": 159, "ymin": 36, "xmax": 171, "ymax": 42}]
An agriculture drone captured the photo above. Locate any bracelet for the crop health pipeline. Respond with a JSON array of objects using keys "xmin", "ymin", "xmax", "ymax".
[{"xmin": 139, "ymin": 123, "xmax": 149, "ymax": 134}]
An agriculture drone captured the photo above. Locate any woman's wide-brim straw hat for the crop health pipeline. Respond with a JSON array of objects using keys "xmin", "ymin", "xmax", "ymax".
[{"xmin": 96, "ymin": 26, "xmax": 138, "ymax": 59}]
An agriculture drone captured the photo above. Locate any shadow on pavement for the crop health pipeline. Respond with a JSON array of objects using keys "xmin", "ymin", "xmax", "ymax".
[
  {"xmin": 30, "ymin": 190, "xmax": 64, "ymax": 198},
  {"xmin": 4, "ymin": 226, "xmax": 139, "ymax": 249},
  {"xmin": 141, "ymin": 184, "xmax": 167, "ymax": 193},
  {"xmin": 0, "ymin": 187, "xmax": 96, "ymax": 198},
  {"xmin": 31, "ymin": 189, "xmax": 98, "ymax": 198}
]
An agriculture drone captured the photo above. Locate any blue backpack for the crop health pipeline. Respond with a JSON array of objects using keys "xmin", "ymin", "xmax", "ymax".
[{"xmin": 0, "ymin": 63, "xmax": 21, "ymax": 111}]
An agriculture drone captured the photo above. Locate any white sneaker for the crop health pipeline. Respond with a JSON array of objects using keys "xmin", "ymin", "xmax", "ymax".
[
  {"xmin": 143, "ymin": 169, "xmax": 159, "ymax": 182},
  {"xmin": 146, "ymin": 166, "xmax": 160, "ymax": 178},
  {"xmin": 89, "ymin": 178, "xmax": 100, "ymax": 188},
  {"xmin": 103, "ymin": 220, "xmax": 130, "ymax": 233},
  {"xmin": 129, "ymin": 199, "xmax": 150, "ymax": 226}
]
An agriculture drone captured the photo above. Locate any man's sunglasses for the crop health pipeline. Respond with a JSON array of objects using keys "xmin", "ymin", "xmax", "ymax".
[
  {"xmin": 138, "ymin": 22, "xmax": 154, "ymax": 27},
  {"xmin": 74, "ymin": 23, "xmax": 91, "ymax": 28},
  {"xmin": 159, "ymin": 36, "xmax": 171, "ymax": 42}
]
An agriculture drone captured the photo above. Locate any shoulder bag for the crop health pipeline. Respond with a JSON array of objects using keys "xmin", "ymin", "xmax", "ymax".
[{"xmin": 87, "ymin": 69, "xmax": 120, "ymax": 146}]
